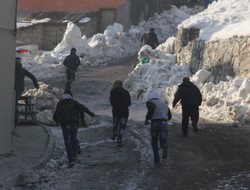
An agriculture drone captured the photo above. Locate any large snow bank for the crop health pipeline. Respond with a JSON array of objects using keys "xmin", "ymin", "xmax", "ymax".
[
  {"xmin": 124, "ymin": 38, "xmax": 250, "ymax": 124},
  {"xmin": 179, "ymin": 0, "xmax": 250, "ymax": 41},
  {"xmin": 20, "ymin": 6, "xmax": 195, "ymax": 80}
]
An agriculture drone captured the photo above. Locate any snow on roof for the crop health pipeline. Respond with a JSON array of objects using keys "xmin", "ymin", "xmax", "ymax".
[
  {"xmin": 17, "ymin": 11, "xmax": 96, "ymax": 29},
  {"xmin": 179, "ymin": 0, "xmax": 250, "ymax": 41},
  {"xmin": 17, "ymin": 18, "xmax": 51, "ymax": 28}
]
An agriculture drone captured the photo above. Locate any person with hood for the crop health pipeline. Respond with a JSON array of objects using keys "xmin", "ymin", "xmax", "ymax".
[
  {"xmin": 53, "ymin": 90, "xmax": 95, "ymax": 168},
  {"xmin": 141, "ymin": 28, "xmax": 160, "ymax": 49},
  {"xmin": 172, "ymin": 77, "xmax": 202, "ymax": 137},
  {"xmin": 144, "ymin": 91, "xmax": 172, "ymax": 164},
  {"xmin": 15, "ymin": 57, "xmax": 39, "ymax": 123},
  {"xmin": 63, "ymin": 48, "xmax": 80, "ymax": 91},
  {"xmin": 110, "ymin": 80, "xmax": 131, "ymax": 147}
]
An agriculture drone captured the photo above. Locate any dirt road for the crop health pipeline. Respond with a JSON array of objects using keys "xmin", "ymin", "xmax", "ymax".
[{"xmin": 39, "ymin": 56, "xmax": 250, "ymax": 190}]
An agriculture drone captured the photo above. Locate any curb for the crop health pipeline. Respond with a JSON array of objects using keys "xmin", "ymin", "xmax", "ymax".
[{"xmin": 0, "ymin": 124, "xmax": 55, "ymax": 190}]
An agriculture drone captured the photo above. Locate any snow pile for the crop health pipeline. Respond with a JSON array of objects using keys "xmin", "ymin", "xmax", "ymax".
[
  {"xmin": 23, "ymin": 58, "xmax": 64, "ymax": 79},
  {"xmin": 124, "ymin": 40, "xmax": 191, "ymax": 101},
  {"xmin": 199, "ymin": 76, "xmax": 250, "ymax": 124},
  {"xmin": 124, "ymin": 38, "xmax": 250, "ymax": 124},
  {"xmin": 50, "ymin": 5, "xmax": 199, "ymax": 66},
  {"xmin": 50, "ymin": 21, "xmax": 139, "ymax": 67},
  {"xmin": 20, "ymin": 6, "xmax": 195, "ymax": 80},
  {"xmin": 23, "ymin": 83, "xmax": 63, "ymax": 125},
  {"xmin": 179, "ymin": 0, "xmax": 250, "ymax": 41},
  {"xmin": 22, "ymin": 82, "xmax": 97, "ymax": 125}
]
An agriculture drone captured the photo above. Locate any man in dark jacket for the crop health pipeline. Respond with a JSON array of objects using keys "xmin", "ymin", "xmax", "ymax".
[
  {"xmin": 110, "ymin": 80, "xmax": 131, "ymax": 147},
  {"xmin": 53, "ymin": 90, "xmax": 95, "ymax": 168},
  {"xmin": 141, "ymin": 28, "xmax": 160, "ymax": 49},
  {"xmin": 63, "ymin": 48, "xmax": 80, "ymax": 91},
  {"xmin": 15, "ymin": 57, "xmax": 39, "ymax": 123},
  {"xmin": 144, "ymin": 91, "xmax": 172, "ymax": 164},
  {"xmin": 172, "ymin": 77, "xmax": 202, "ymax": 136}
]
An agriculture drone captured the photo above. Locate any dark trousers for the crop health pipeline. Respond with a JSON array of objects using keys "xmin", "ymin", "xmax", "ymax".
[
  {"xmin": 182, "ymin": 105, "xmax": 199, "ymax": 135},
  {"xmin": 61, "ymin": 123, "xmax": 78, "ymax": 163},
  {"xmin": 15, "ymin": 93, "xmax": 22, "ymax": 124},
  {"xmin": 65, "ymin": 69, "xmax": 76, "ymax": 91},
  {"xmin": 150, "ymin": 120, "xmax": 168, "ymax": 160},
  {"xmin": 112, "ymin": 117, "xmax": 127, "ymax": 143}
]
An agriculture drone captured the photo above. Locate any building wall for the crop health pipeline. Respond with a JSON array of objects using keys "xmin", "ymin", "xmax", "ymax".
[
  {"xmin": 0, "ymin": 0, "xmax": 16, "ymax": 154},
  {"xmin": 16, "ymin": 25, "xmax": 44, "ymax": 47},
  {"xmin": 116, "ymin": 0, "xmax": 131, "ymax": 31},
  {"xmin": 99, "ymin": 9, "xmax": 116, "ymax": 33},
  {"xmin": 18, "ymin": 0, "xmax": 126, "ymax": 11},
  {"xmin": 116, "ymin": 0, "xmax": 171, "ymax": 31},
  {"xmin": 16, "ymin": 17, "xmax": 98, "ymax": 50},
  {"xmin": 128, "ymin": 0, "xmax": 167, "ymax": 26}
]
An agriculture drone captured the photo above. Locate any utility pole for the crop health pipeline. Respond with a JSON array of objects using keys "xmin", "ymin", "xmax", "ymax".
[{"xmin": 0, "ymin": 0, "xmax": 17, "ymax": 154}]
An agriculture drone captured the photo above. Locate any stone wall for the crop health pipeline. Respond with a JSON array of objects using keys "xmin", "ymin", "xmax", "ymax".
[{"xmin": 175, "ymin": 27, "xmax": 250, "ymax": 83}]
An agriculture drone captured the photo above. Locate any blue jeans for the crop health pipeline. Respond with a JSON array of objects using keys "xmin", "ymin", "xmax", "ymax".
[
  {"xmin": 61, "ymin": 123, "xmax": 78, "ymax": 163},
  {"xmin": 113, "ymin": 117, "xmax": 127, "ymax": 143},
  {"xmin": 150, "ymin": 120, "xmax": 168, "ymax": 160}
]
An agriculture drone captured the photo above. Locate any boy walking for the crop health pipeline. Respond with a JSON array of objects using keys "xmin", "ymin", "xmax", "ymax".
[
  {"xmin": 144, "ymin": 91, "xmax": 172, "ymax": 164},
  {"xmin": 53, "ymin": 90, "xmax": 95, "ymax": 168}
]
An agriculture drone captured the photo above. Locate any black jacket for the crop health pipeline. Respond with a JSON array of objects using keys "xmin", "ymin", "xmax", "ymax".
[
  {"xmin": 53, "ymin": 99, "xmax": 95, "ymax": 125},
  {"xmin": 110, "ymin": 87, "xmax": 131, "ymax": 118},
  {"xmin": 173, "ymin": 81, "xmax": 202, "ymax": 107},
  {"xmin": 15, "ymin": 63, "xmax": 39, "ymax": 96},
  {"xmin": 141, "ymin": 31, "xmax": 159, "ymax": 49},
  {"xmin": 63, "ymin": 52, "xmax": 80, "ymax": 71}
]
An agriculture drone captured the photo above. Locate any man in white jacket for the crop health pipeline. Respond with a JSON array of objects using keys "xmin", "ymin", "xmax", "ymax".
[{"xmin": 144, "ymin": 91, "xmax": 172, "ymax": 164}]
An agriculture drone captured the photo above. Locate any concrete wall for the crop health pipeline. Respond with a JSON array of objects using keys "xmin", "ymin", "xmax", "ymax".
[
  {"xmin": 175, "ymin": 27, "xmax": 250, "ymax": 83},
  {"xmin": 16, "ymin": 19, "xmax": 98, "ymax": 50},
  {"xmin": 116, "ymin": 0, "xmax": 131, "ymax": 31},
  {"xmin": 0, "ymin": 1, "xmax": 16, "ymax": 154},
  {"xmin": 16, "ymin": 25, "xmax": 44, "ymax": 47},
  {"xmin": 117, "ymin": 0, "xmax": 171, "ymax": 31},
  {"xmin": 100, "ymin": 9, "xmax": 116, "ymax": 33}
]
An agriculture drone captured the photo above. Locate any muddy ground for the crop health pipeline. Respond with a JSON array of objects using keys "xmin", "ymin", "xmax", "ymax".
[{"xmin": 24, "ymin": 56, "xmax": 250, "ymax": 190}]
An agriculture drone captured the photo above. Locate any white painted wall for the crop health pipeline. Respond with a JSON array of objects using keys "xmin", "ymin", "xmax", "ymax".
[{"xmin": 0, "ymin": 1, "xmax": 16, "ymax": 154}]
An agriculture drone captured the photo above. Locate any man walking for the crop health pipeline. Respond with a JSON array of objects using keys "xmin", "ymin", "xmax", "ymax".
[
  {"xmin": 144, "ymin": 91, "xmax": 172, "ymax": 164},
  {"xmin": 172, "ymin": 77, "xmax": 202, "ymax": 137},
  {"xmin": 53, "ymin": 90, "xmax": 95, "ymax": 168},
  {"xmin": 63, "ymin": 48, "xmax": 80, "ymax": 91},
  {"xmin": 141, "ymin": 28, "xmax": 160, "ymax": 49},
  {"xmin": 15, "ymin": 57, "xmax": 39, "ymax": 123},
  {"xmin": 110, "ymin": 80, "xmax": 131, "ymax": 147}
]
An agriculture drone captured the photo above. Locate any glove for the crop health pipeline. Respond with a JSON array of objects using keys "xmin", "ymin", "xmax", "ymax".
[
  {"xmin": 144, "ymin": 119, "xmax": 150, "ymax": 125},
  {"xmin": 90, "ymin": 112, "xmax": 95, "ymax": 117}
]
